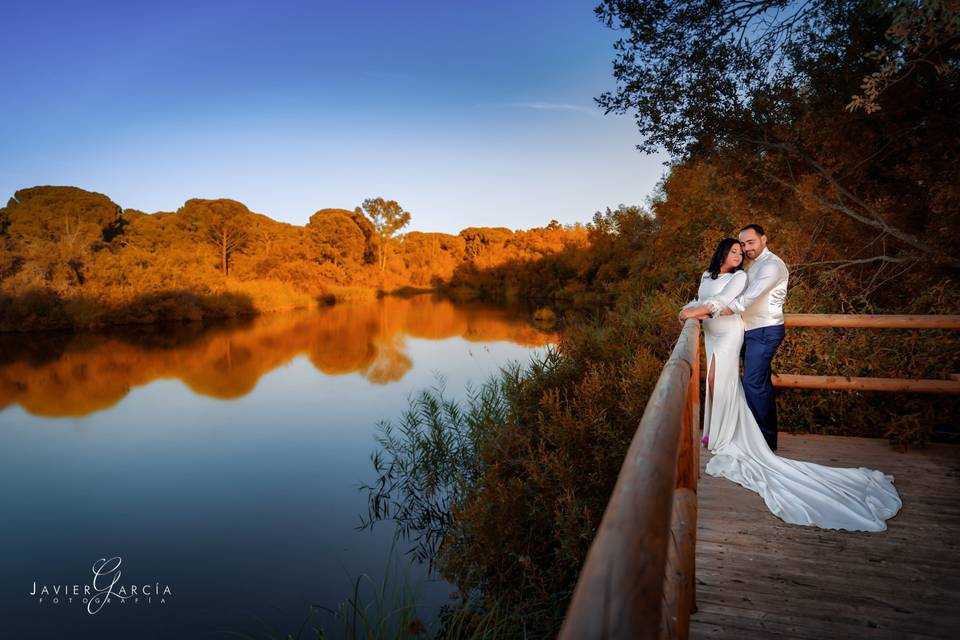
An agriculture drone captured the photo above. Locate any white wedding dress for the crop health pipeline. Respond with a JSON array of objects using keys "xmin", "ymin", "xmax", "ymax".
[{"xmin": 685, "ymin": 270, "xmax": 902, "ymax": 532}]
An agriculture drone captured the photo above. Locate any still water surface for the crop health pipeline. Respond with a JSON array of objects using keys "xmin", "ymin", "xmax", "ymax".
[{"xmin": 0, "ymin": 295, "xmax": 557, "ymax": 639}]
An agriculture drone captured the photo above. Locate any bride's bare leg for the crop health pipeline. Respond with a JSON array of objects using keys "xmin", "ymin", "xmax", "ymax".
[
  {"xmin": 704, "ymin": 353, "xmax": 716, "ymax": 447},
  {"xmin": 708, "ymin": 353, "xmax": 716, "ymax": 405}
]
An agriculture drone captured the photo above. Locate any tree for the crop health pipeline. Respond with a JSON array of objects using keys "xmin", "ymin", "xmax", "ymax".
[
  {"xmin": 847, "ymin": 0, "xmax": 960, "ymax": 114},
  {"xmin": 357, "ymin": 197, "xmax": 411, "ymax": 272},
  {"xmin": 0, "ymin": 186, "xmax": 124, "ymax": 293},
  {"xmin": 594, "ymin": 0, "xmax": 868, "ymax": 156},
  {"xmin": 192, "ymin": 199, "xmax": 250, "ymax": 277},
  {"xmin": 594, "ymin": 0, "xmax": 960, "ymax": 270},
  {"xmin": 306, "ymin": 209, "xmax": 368, "ymax": 266}
]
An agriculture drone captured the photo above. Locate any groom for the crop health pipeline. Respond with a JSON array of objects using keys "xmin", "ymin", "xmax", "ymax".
[{"xmin": 719, "ymin": 224, "xmax": 789, "ymax": 451}]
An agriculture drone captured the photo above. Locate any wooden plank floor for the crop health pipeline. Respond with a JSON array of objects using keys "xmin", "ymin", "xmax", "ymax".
[{"xmin": 690, "ymin": 433, "xmax": 960, "ymax": 640}]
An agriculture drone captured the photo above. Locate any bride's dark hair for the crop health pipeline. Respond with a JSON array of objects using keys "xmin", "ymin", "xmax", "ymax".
[{"xmin": 707, "ymin": 238, "xmax": 744, "ymax": 280}]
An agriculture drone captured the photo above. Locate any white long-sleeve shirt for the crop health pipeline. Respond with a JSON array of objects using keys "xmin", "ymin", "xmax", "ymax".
[
  {"xmin": 683, "ymin": 270, "xmax": 748, "ymax": 316},
  {"xmin": 728, "ymin": 247, "xmax": 789, "ymax": 331}
]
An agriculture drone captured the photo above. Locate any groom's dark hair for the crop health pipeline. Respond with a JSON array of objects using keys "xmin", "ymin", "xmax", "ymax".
[{"xmin": 740, "ymin": 223, "xmax": 766, "ymax": 237}]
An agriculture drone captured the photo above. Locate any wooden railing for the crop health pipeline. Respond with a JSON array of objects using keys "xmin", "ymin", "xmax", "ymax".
[
  {"xmin": 558, "ymin": 318, "xmax": 701, "ymax": 640},
  {"xmin": 777, "ymin": 314, "xmax": 960, "ymax": 394},
  {"xmin": 558, "ymin": 313, "xmax": 960, "ymax": 640}
]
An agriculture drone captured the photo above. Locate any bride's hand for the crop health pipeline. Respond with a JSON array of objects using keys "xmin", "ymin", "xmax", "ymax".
[{"xmin": 678, "ymin": 308, "xmax": 705, "ymax": 326}]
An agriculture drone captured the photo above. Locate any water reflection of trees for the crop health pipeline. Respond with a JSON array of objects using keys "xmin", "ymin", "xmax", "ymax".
[{"xmin": 0, "ymin": 296, "xmax": 556, "ymax": 417}]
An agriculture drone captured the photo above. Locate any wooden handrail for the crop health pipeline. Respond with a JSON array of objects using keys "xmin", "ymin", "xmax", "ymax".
[
  {"xmin": 773, "ymin": 374, "xmax": 960, "ymax": 394},
  {"xmin": 559, "ymin": 319, "xmax": 700, "ymax": 640},
  {"xmin": 785, "ymin": 314, "xmax": 960, "ymax": 329},
  {"xmin": 780, "ymin": 313, "xmax": 960, "ymax": 392}
]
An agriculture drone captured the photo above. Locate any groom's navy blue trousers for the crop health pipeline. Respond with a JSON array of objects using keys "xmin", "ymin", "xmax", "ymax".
[{"xmin": 742, "ymin": 324, "xmax": 785, "ymax": 451}]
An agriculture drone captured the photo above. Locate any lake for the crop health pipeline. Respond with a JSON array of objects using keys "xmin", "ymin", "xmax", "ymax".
[{"xmin": 0, "ymin": 294, "xmax": 558, "ymax": 639}]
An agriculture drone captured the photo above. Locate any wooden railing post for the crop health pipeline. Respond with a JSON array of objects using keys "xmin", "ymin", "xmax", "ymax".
[
  {"xmin": 660, "ymin": 488, "xmax": 697, "ymax": 638},
  {"xmin": 689, "ymin": 343, "xmax": 701, "ymax": 494},
  {"xmin": 689, "ymin": 332, "xmax": 700, "ymax": 615},
  {"xmin": 676, "ymin": 369, "xmax": 695, "ymax": 492}
]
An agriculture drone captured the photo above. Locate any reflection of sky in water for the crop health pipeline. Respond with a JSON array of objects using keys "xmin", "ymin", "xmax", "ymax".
[{"xmin": 0, "ymin": 299, "xmax": 555, "ymax": 639}]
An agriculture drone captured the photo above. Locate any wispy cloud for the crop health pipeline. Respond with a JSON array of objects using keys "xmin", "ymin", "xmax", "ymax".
[
  {"xmin": 501, "ymin": 101, "xmax": 599, "ymax": 116},
  {"xmin": 363, "ymin": 70, "xmax": 417, "ymax": 81}
]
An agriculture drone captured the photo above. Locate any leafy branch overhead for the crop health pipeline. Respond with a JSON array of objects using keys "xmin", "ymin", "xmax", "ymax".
[{"xmin": 595, "ymin": 0, "xmax": 960, "ymax": 270}]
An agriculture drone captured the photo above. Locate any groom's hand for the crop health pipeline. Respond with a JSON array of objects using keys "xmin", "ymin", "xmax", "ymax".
[{"xmin": 719, "ymin": 307, "xmax": 734, "ymax": 316}]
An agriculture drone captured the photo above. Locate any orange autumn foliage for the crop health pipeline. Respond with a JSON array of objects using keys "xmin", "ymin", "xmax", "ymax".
[{"xmin": 0, "ymin": 186, "xmax": 588, "ymax": 330}]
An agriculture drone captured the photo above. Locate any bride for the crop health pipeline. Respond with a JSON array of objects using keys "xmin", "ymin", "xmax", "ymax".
[{"xmin": 677, "ymin": 238, "xmax": 902, "ymax": 532}]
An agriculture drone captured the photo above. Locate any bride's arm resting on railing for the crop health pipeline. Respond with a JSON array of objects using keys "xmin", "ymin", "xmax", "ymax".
[
  {"xmin": 678, "ymin": 306, "xmax": 712, "ymax": 326},
  {"xmin": 679, "ymin": 271, "xmax": 747, "ymax": 325}
]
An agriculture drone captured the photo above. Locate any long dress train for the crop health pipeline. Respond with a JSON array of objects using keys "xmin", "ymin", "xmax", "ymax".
[{"xmin": 685, "ymin": 271, "xmax": 902, "ymax": 532}]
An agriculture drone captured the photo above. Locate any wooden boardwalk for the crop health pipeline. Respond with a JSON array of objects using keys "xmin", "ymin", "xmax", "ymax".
[{"xmin": 691, "ymin": 433, "xmax": 960, "ymax": 639}]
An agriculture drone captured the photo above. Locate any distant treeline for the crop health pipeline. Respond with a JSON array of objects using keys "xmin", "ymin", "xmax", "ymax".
[{"xmin": 0, "ymin": 186, "xmax": 595, "ymax": 331}]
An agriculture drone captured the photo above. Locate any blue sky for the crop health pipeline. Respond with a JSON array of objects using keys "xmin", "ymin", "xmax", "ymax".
[{"xmin": 0, "ymin": 0, "xmax": 668, "ymax": 233}]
